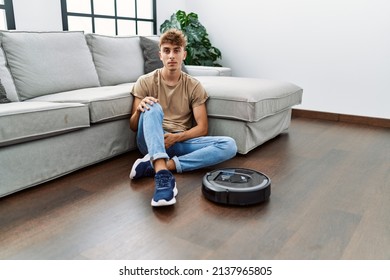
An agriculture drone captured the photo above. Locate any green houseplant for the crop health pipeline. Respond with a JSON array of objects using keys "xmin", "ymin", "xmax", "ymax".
[{"xmin": 160, "ymin": 10, "xmax": 222, "ymax": 67}]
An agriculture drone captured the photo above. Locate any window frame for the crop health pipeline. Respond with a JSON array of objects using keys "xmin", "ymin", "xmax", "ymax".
[
  {"xmin": 60, "ymin": 0, "xmax": 157, "ymax": 35},
  {"xmin": 0, "ymin": 0, "xmax": 16, "ymax": 30}
]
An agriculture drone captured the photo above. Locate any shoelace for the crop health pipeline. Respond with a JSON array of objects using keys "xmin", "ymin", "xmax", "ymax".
[{"xmin": 155, "ymin": 174, "xmax": 172, "ymax": 190}]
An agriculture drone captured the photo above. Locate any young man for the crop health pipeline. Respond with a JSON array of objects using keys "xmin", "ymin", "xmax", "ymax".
[{"xmin": 129, "ymin": 29, "xmax": 237, "ymax": 207}]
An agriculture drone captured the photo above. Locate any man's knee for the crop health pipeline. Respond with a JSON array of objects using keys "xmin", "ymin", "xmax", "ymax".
[
  {"xmin": 143, "ymin": 102, "xmax": 163, "ymax": 120},
  {"xmin": 216, "ymin": 136, "xmax": 237, "ymax": 159},
  {"xmin": 225, "ymin": 137, "xmax": 238, "ymax": 158},
  {"xmin": 149, "ymin": 102, "xmax": 163, "ymax": 113}
]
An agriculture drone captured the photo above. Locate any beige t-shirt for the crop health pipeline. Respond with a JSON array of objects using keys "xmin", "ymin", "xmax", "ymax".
[{"xmin": 131, "ymin": 69, "xmax": 208, "ymax": 132}]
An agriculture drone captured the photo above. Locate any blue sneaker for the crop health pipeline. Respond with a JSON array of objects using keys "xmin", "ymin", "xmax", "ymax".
[
  {"xmin": 129, "ymin": 154, "xmax": 155, "ymax": 179},
  {"xmin": 151, "ymin": 170, "xmax": 178, "ymax": 207}
]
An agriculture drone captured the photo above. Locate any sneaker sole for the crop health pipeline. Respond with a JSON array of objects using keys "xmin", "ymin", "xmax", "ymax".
[
  {"xmin": 151, "ymin": 184, "xmax": 178, "ymax": 207},
  {"xmin": 129, "ymin": 154, "xmax": 151, "ymax": 179}
]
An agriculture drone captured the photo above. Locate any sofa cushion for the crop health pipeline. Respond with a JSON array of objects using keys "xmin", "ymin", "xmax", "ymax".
[
  {"xmin": 186, "ymin": 65, "xmax": 232, "ymax": 76},
  {"xmin": 27, "ymin": 84, "xmax": 134, "ymax": 123},
  {"xmin": 208, "ymin": 109, "xmax": 292, "ymax": 154},
  {"xmin": 0, "ymin": 102, "xmax": 90, "ymax": 147},
  {"xmin": 85, "ymin": 34, "xmax": 144, "ymax": 86},
  {"xmin": 139, "ymin": 36, "xmax": 162, "ymax": 74},
  {"xmin": 0, "ymin": 79, "xmax": 11, "ymax": 103},
  {"xmin": 0, "ymin": 47, "xmax": 18, "ymax": 101},
  {"xmin": 197, "ymin": 76, "xmax": 303, "ymax": 122},
  {"xmin": 139, "ymin": 36, "xmax": 188, "ymax": 74},
  {"xmin": 0, "ymin": 31, "xmax": 100, "ymax": 101}
]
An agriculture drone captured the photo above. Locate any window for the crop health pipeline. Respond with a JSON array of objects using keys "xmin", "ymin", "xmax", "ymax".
[
  {"xmin": 61, "ymin": 0, "xmax": 157, "ymax": 36},
  {"xmin": 0, "ymin": 0, "xmax": 15, "ymax": 30}
]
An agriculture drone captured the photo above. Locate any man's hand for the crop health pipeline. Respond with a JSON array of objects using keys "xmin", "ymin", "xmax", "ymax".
[
  {"xmin": 162, "ymin": 104, "xmax": 209, "ymax": 148},
  {"xmin": 130, "ymin": 96, "xmax": 159, "ymax": 131},
  {"xmin": 164, "ymin": 133, "xmax": 181, "ymax": 149},
  {"xmin": 137, "ymin": 97, "xmax": 159, "ymax": 112}
]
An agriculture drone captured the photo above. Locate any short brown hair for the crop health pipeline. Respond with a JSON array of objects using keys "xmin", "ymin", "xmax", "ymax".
[{"xmin": 159, "ymin": 29, "xmax": 187, "ymax": 48}]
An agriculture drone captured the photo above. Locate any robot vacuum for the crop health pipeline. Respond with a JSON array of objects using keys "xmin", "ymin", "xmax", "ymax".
[{"xmin": 202, "ymin": 168, "xmax": 271, "ymax": 206}]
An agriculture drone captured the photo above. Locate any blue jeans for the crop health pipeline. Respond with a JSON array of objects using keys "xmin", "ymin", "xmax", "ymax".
[{"xmin": 136, "ymin": 103, "xmax": 237, "ymax": 173}]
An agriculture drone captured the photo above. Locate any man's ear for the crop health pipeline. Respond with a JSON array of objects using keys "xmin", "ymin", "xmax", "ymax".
[
  {"xmin": 182, "ymin": 50, "xmax": 187, "ymax": 61},
  {"xmin": 159, "ymin": 51, "xmax": 162, "ymax": 61}
]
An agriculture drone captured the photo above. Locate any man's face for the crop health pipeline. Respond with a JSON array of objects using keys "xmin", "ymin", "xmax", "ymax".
[{"xmin": 159, "ymin": 43, "xmax": 187, "ymax": 71}]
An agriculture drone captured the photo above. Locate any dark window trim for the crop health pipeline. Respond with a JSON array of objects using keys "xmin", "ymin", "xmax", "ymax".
[
  {"xmin": 1, "ymin": 0, "xmax": 16, "ymax": 29},
  {"xmin": 61, "ymin": 0, "xmax": 157, "ymax": 35}
]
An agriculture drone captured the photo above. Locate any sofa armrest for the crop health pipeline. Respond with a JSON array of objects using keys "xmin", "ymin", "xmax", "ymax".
[{"xmin": 185, "ymin": 65, "xmax": 232, "ymax": 76}]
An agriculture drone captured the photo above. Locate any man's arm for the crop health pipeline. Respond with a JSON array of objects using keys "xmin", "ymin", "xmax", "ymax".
[
  {"xmin": 164, "ymin": 103, "xmax": 208, "ymax": 148},
  {"xmin": 129, "ymin": 97, "xmax": 141, "ymax": 132},
  {"xmin": 129, "ymin": 96, "xmax": 159, "ymax": 132}
]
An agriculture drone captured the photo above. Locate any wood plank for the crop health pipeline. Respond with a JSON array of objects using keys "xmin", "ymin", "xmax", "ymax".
[
  {"xmin": 292, "ymin": 109, "xmax": 390, "ymax": 128},
  {"xmin": 0, "ymin": 118, "xmax": 389, "ymax": 259}
]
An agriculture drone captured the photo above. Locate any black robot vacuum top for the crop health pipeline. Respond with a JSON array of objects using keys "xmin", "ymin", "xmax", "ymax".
[{"xmin": 202, "ymin": 168, "xmax": 271, "ymax": 206}]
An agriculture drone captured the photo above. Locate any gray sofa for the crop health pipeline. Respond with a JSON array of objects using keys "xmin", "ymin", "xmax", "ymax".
[{"xmin": 0, "ymin": 31, "xmax": 302, "ymax": 197}]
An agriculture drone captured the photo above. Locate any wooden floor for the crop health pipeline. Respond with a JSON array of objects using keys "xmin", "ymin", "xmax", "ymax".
[{"xmin": 0, "ymin": 117, "xmax": 389, "ymax": 260}]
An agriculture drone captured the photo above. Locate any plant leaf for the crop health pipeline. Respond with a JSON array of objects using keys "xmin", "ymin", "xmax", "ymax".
[{"xmin": 160, "ymin": 11, "xmax": 222, "ymax": 67}]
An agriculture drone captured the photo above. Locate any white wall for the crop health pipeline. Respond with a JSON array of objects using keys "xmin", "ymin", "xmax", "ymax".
[
  {"xmin": 13, "ymin": 0, "xmax": 63, "ymax": 31},
  {"xmin": 10, "ymin": 0, "xmax": 390, "ymax": 119},
  {"xmin": 156, "ymin": 0, "xmax": 186, "ymax": 31},
  {"xmin": 183, "ymin": 0, "xmax": 390, "ymax": 119}
]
